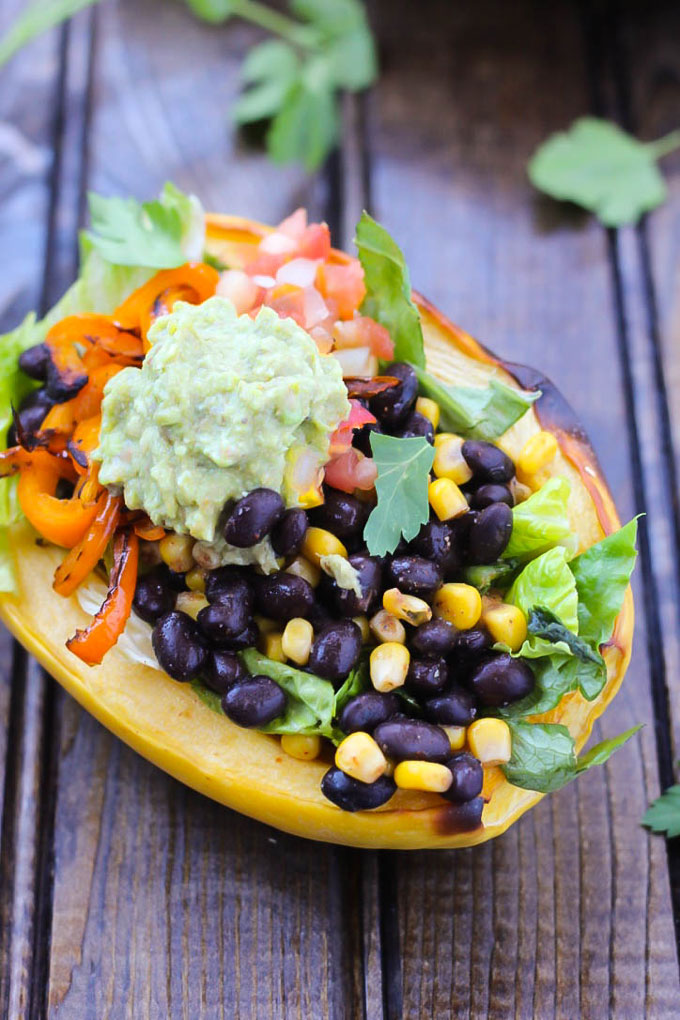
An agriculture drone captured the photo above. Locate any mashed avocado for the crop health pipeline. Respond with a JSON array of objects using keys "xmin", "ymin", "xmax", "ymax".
[{"xmin": 95, "ymin": 297, "xmax": 349, "ymax": 542}]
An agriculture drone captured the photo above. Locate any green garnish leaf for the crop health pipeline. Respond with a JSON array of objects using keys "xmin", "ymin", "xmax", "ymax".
[
  {"xmin": 643, "ymin": 783, "xmax": 680, "ymax": 839},
  {"xmin": 414, "ymin": 369, "xmax": 540, "ymax": 441},
  {"xmin": 84, "ymin": 192, "xmax": 186, "ymax": 269},
  {"xmin": 363, "ymin": 433, "xmax": 434, "ymax": 557},
  {"xmin": 527, "ymin": 606, "xmax": 606, "ymax": 701},
  {"xmin": 232, "ymin": 40, "xmax": 300, "ymax": 124},
  {"xmin": 528, "ymin": 117, "xmax": 680, "ymax": 227},
  {"xmin": 504, "ymin": 476, "xmax": 572, "ymax": 561},
  {"xmin": 266, "ymin": 62, "xmax": 339, "ymax": 173},
  {"xmin": 503, "ymin": 720, "xmax": 641, "ymax": 793},
  {"xmin": 241, "ymin": 649, "xmax": 337, "ymax": 736},
  {"xmin": 184, "ymin": 0, "xmax": 235, "ymax": 22},
  {"xmin": 355, "ymin": 211, "xmax": 426, "ymax": 368},
  {"xmin": 570, "ymin": 518, "xmax": 639, "ymax": 647},
  {"xmin": 333, "ymin": 659, "xmax": 369, "ymax": 716}
]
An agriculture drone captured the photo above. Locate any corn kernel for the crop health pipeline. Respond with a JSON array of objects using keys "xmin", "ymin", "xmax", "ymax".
[
  {"xmin": 467, "ymin": 718, "xmax": 512, "ymax": 765},
  {"xmin": 433, "ymin": 431, "xmax": 457, "ymax": 449},
  {"xmin": 510, "ymin": 478, "xmax": 532, "ymax": 503},
  {"xmin": 370, "ymin": 642, "xmax": 410, "ymax": 692},
  {"xmin": 175, "ymin": 591, "xmax": 209, "ymax": 621},
  {"xmin": 394, "ymin": 760, "xmax": 453, "ymax": 793},
  {"xmin": 254, "ymin": 614, "xmax": 278, "ymax": 634},
  {"xmin": 442, "ymin": 725, "xmax": 467, "ymax": 751},
  {"xmin": 428, "ymin": 478, "xmax": 469, "ymax": 521},
  {"xmin": 281, "ymin": 734, "xmax": 321, "ymax": 761},
  {"xmin": 260, "ymin": 631, "xmax": 285, "ymax": 662},
  {"xmin": 352, "ymin": 615, "xmax": 371, "ymax": 643},
  {"xmin": 433, "ymin": 583, "xmax": 482, "ymax": 629},
  {"xmin": 159, "ymin": 532, "xmax": 195, "ymax": 573},
  {"xmin": 285, "ymin": 554, "xmax": 321, "ymax": 588},
  {"xmin": 517, "ymin": 430, "xmax": 558, "ymax": 478},
  {"xmin": 301, "ymin": 527, "xmax": 348, "ymax": 568},
  {"xmin": 335, "ymin": 731, "xmax": 387, "ymax": 783},
  {"xmin": 383, "ymin": 588, "xmax": 432, "ymax": 626},
  {"xmin": 369, "ymin": 609, "xmax": 406, "ymax": 645},
  {"xmin": 483, "ymin": 603, "xmax": 527, "ymax": 652},
  {"xmin": 415, "ymin": 396, "xmax": 440, "ymax": 430},
  {"xmin": 297, "ymin": 486, "xmax": 324, "ymax": 509},
  {"xmin": 282, "ymin": 617, "xmax": 314, "ymax": 666},
  {"xmin": 185, "ymin": 567, "xmax": 206, "ymax": 592},
  {"xmin": 433, "ymin": 435, "xmax": 473, "ymax": 485}
]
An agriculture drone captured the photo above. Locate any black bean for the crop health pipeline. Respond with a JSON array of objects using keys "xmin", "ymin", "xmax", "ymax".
[
  {"xmin": 133, "ymin": 568, "xmax": 176, "ymax": 624},
  {"xmin": 165, "ymin": 568, "xmax": 189, "ymax": 593},
  {"xmin": 306, "ymin": 600, "xmax": 335, "ymax": 632},
  {"xmin": 411, "ymin": 618, "xmax": 456, "ymax": 658},
  {"xmin": 442, "ymin": 752, "xmax": 484, "ymax": 803},
  {"xmin": 373, "ymin": 716, "xmax": 451, "ymax": 763},
  {"xmin": 337, "ymin": 692, "xmax": 401, "ymax": 734},
  {"xmin": 203, "ymin": 650, "xmax": 247, "ymax": 694},
  {"xmin": 369, "ymin": 362, "xmax": 418, "ymax": 427},
  {"xmin": 222, "ymin": 675, "xmax": 286, "ymax": 727},
  {"xmin": 393, "ymin": 411, "xmax": 434, "ymax": 444},
  {"xmin": 270, "ymin": 508, "xmax": 308, "ymax": 556},
  {"xmin": 469, "ymin": 483, "xmax": 514, "ymax": 510},
  {"xmin": 405, "ymin": 657, "xmax": 448, "ymax": 697},
  {"xmin": 46, "ymin": 359, "xmax": 88, "ymax": 402},
  {"xmin": 223, "ymin": 487, "xmax": 284, "ymax": 547},
  {"xmin": 352, "ymin": 420, "xmax": 382, "ymax": 457},
  {"xmin": 255, "ymin": 573, "xmax": 314, "ymax": 621},
  {"xmin": 18, "ymin": 343, "xmax": 50, "ymax": 381},
  {"xmin": 7, "ymin": 387, "xmax": 55, "ymax": 445},
  {"xmin": 466, "ymin": 653, "xmax": 535, "ymax": 707},
  {"xmin": 386, "ymin": 555, "xmax": 442, "ymax": 599},
  {"xmin": 308, "ymin": 487, "xmax": 369, "ymax": 542},
  {"xmin": 424, "ymin": 686, "xmax": 477, "ymax": 726},
  {"xmin": 321, "ymin": 767, "xmax": 397, "ymax": 812},
  {"xmin": 461, "ymin": 439, "xmax": 515, "ymax": 483},
  {"xmin": 204, "ymin": 566, "xmax": 252, "ymax": 604},
  {"xmin": 197, "ymin": 601, "xmax": 253, "ymax": 645},
  {"xmin": 152, "ymin": 611, "xmax": 208, "ymax": 682},
  {"xmin": 219, "ymin": 621, "xmax": 258, "ymax": 651},
  {"xmin": 324, "ymin": 553, "xmax": 383, "ymax": 617},
  {"xmin": 409, "ymin": 519, "xmax": 460, "ymax": 573},
  {"xmin": 451, "ymin": 626, "xmax": 492, "ymax": 661},
  {"xmin": 308, "ymin": 620, "xmax": 362, "ymax": 683},
  {"xmin": 465, "ymin": 502, "xmax": 513, "ymax": 564}
]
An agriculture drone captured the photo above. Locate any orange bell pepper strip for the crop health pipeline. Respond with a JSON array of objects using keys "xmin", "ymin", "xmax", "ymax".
[
  {"xmin": 53, "ymin": 489, "xmax": 122, "ymax": 596},
  {"xmin": 67, "ymin": 415, "xmax": 101, "ymax": 474},
  {"xmin": 0, "ymin": 446, "xmax": 34, "ymax": 477},
  {"xmin": 113, "ymin": 264, "xmax": 219, "ymax": 334},
  {"xmin": 17, "ymin": 450, "xmax": 98, "ymax": 548},
  {"xmin": 44, "ymin": 318, "xmax": 89, "ymax": 400},
  {"xmin": 66, "ymin": 528, "xmax": 139, "ymax": 665},
  {"xmin": 132, "ymin": 517, "xmax": 166, "ymax": 541}
]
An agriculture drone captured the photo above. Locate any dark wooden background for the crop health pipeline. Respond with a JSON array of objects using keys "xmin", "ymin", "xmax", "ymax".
[{"xmin": 0, "ymin": 0, "xmax": 679, "ymax": 1016}]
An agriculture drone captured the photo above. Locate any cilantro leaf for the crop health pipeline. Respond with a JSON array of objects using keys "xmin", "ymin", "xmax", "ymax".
[
  {"xmin": 267, "ymin": 60, "xmax": 339, "ymax": 172},
  {"xmin": 413, "ymin": 369, "xmax": 539, "ymax": 440},
  {"xmin": 363, "ymin": 433, "xmax": 434, "ymax": 557},
  {"xmin": 503, "ymin": 720, "xmax": 641, "ymax": 793},
  {"xmin": 84, "ymin": 192, "xmax": 186, "ymax": 269},
  {"xmin": 643, "ymin": 784, "xmax": 680, "ymax": 839},
  {"xmin": 232, "ymin": 40, "xmax": 300, "ymax": 124},
  {"xmin": 528, "ymin": 117, "xmax": 680, "ymax": 227},
  {"xmin": 184, "ymin": 0, "xmax": 235, "ymax": 21},
  {"xmin": 355, "ymin": 211, "xmax": 426, "ymax": 369}
]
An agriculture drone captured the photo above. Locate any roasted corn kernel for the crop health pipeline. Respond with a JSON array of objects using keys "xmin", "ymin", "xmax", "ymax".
[
  {"xmin": 185, "ymin": 567, "xmax": 206, "ymax": 592},
  {"xmin": 394, "ymin": 760, "xmax": 453, "ymax": 793},
  {"xmin": 301, "ymin": 527, "xmax": 348, "ymax": 568},
  {"xmin": 352, "ymin": 615, "xmax": 371, "ymax": 643},
  {"xmin": 483, "ymin": 603, "xmax": 527, "ymax": 652},
  {"xmin": 282, "ymin": 617, "xmax": 314, "ymax": 666},
  {"xmin": 433, "ymin": 435, "xmax": 473, "ymax": 485},
  {"xmin": 335, "ymin": 731, "xmax": 387, "ymax": 783},
  {"xmin": 369, "ymin": 609, "xmax": 406, "ymax": 645},
  {"xmin": 428, "ymin": 478, "xmax": 469, "ymax": 521},
  {"xmin": 383, "ymin": 588, "xmax": 432, "ymax": 626},
  {"xmin": 285, "ymin": 554, "xmax": 321, "ymax": 588},
  {"xmin": 433, "ymin": 583, "xmax": 482, "ymax": 629},
  {"xmin": 467, "ymin": 718, "xmax": 512, "ymax": 765},
  {"xmin": 370, "ymin": 642, "xmax": 410, "ymax": 692},
  {"xmin": 517, "ymin": 430, "xmax": 558, "ymax": 478},
  {"xmin": 175, "ymin": 591, "xmax": 209, "ymax": 621},
  {"xmin": 260, "ymin": 631, "xmax": 285, "ymax": 662},
  {"xmin": 159, "ymin": 532, "xmax": 195, "ymax": 573},
  {"xmin": 415, "ymin": 396, "xmax": 440, "ymax": 430},
  {"xmin": 281, "ymin": 734, "xmax": 322, "ymax": 761},
  {"xmin": 254, "ymin": 614, "xmax": 278, "ymax": 635},
  {"xmin": 433, "ymin": 431, "xmax": 456, "ymax": 448},
  {"xmin": 442, "ymin": 725, "xmax": 467, "ymax": 751}
]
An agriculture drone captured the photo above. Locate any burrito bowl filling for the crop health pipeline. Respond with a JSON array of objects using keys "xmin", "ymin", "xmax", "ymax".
[{"xmin": 0, "ymin": 187, "xmax": 640, "ymax": 819}]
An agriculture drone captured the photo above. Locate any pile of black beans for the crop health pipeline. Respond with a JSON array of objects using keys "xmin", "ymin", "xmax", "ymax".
[{"xmin": 132, "ymin": 362, "xmax": 535, "ymax": 817}]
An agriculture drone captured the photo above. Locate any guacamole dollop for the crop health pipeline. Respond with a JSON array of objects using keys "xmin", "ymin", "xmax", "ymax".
[{"xmin": 95, "ymin": 297, "xmax": 349, "ymax": 542}]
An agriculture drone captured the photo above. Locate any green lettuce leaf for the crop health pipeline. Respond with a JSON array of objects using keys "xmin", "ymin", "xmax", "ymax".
[
  {"xmin": 643, "ymin": 782, "xmax": 680, "ymax": 839},
  {"xmin": 526, "ymin": 606, "xmax": 606, "ymax": 700},
  {"xmin": 241, "ymin": 649, "xmax": 337, "ymax": 737},
  {"xmin": 569, "ymin": 517, "xmax": 638, "ymax": 647},
  {"xmin": 498, "ymin": 654, "xmax": 578, "ymax": 718},
  {"xmin": 333, "ymin": 659, "xmax": 369, "ymax": 716},
  {"xmin": 504, "ymin": 476, "xmax": 572, "ymax": 561},
  {"xmin": 413, "ymin": 368, "xmax": 540, "ymax": 441},
  {"xmin": 507, "ymin": 547, "xmax": 578, "ymax": 659}
]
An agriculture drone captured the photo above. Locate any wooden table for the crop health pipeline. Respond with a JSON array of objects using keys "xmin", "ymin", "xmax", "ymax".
[{"xmin": 1, "ymin": 0, "xmax": 679, "ymax": 1016}]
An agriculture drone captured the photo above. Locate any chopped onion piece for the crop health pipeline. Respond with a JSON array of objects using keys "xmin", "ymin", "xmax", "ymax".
[
  {"xmin": 276, "ymin": 258, "xmax": 320, "ymax": 288},
  {"xmin": 216, "ymin": 270, "xmax": 260, "ymax": 315}
]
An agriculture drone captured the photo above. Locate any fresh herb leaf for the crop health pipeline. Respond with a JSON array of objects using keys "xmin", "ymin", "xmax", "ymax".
[
  {"xmin": 232, "ymin": 40, "xmax": 300, "ymax": 124},
  {"xmin": 413, "ymin": 369, "xmax": 540, "ymax": 441},
  {"xmin": 355, "ymin": 211, "xmax": 425, "ymax": 369},
  {"xmin": 84, "ymin": 193, "xmax": 185, "ymax": 269},
  {"xmin": 527, "ymin": 606, "xmax": 606, "ymax": 701},
  {"xmin": 528, "ymin": 117, "xmax": 680, "ymax": 227},
  {"xmin": 0, "ymin": 0, "xmax": 101, "ymax": 69},
  {"xmin": 184, "ymin": 0, "xmax": 235, "ymax": 22},
  {"xmin": 267, "ymin": 61, "xmax": 339, "ymax": 172},
  {"xmin": 643, "ymin": 783, "xmax": 680, "ymax": 839},
  {"xmin": 503, "ymin": 719, "xmax": 641, "ymax": 793},
  {"xmin": 363, "ymin": 433, "xmax": 434, "ymax": 557},
  {"xmin": 333, "ymin": 659, "xmax": 369, "ymax": 716},
  {"xmin": 504, "ymin": 476, "xmax": 572, "ymax": 561},
  {"xmin": 241, "ymin": 648, "xmax": 336, "ymax": 736},
  {"xmin": 570, "ymin": 518, "xmax": 638, "ymax": 647}
]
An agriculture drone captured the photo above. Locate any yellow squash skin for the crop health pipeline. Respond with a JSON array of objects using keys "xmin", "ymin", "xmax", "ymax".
[{"xmin": 0, "ymin": 215, "xmax": 634, "ymax": 849}]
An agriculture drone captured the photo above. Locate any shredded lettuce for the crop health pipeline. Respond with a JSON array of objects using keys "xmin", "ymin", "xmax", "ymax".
[
  {"xmin": 241, "ymin": 649, "xmax": 337, "ymax": 737},
  {"xmin": 414, "ymin": 368, "xmax": 540, "ymax": 441},
  {"xmin": 504, "ymin": 476, "xmax": 572, "ymax": 561},
  {"xmin": 570, "ymin": 517, "xmax": 639, "ymax": 647}
]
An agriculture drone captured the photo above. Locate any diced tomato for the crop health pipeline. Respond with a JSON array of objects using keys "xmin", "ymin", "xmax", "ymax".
[
  {"xmin": 333, "ymin": 316, "xmax": 394, "ymax": 360},
  {"xmin": 245, "ymin": 251, "xmax": 287, "ymax": 279},
  {"xmin": 299, "ymin": 222, "xmax": 331, "ymax": 261},
  {"xmin": 278, "ymin": 208, "xmax": 307, "ymax": 241},
  {"xmin": 325, "ymin": 448, "xmax": 377, "ymax": 493},
  {"xmin": 317, "ymin": 260, "xmax": 366, "ymax": 319},
  {"xmin": 329, "ymin": 400, "xmax": 377, "ymax": 455}
]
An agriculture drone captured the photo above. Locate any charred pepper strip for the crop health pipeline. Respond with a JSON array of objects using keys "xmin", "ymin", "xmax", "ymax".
[
  {"xmin": 66, "ymin": 528, "xmax": 139, "ymax": 665},
  {"xmin": 17, "ymin": 449, "xmax": 98, "ymax": 548},
  {"xmin": 53, "ymin": 489, "xmax": 122, "ymax": 596},
  {"xmin": 113, "ymin": 264, "xmax": 219, "ymax": 349}
]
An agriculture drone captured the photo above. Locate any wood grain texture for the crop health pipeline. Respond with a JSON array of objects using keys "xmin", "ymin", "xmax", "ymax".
[{"xmin": 368, "ymin": 0, "xmax": 680, "ymax": 1015}]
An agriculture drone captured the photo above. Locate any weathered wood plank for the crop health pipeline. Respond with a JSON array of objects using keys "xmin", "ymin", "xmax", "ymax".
[{"xmin": 368, "ymin": 0, "xmax": 679, "ymax": 1015}]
